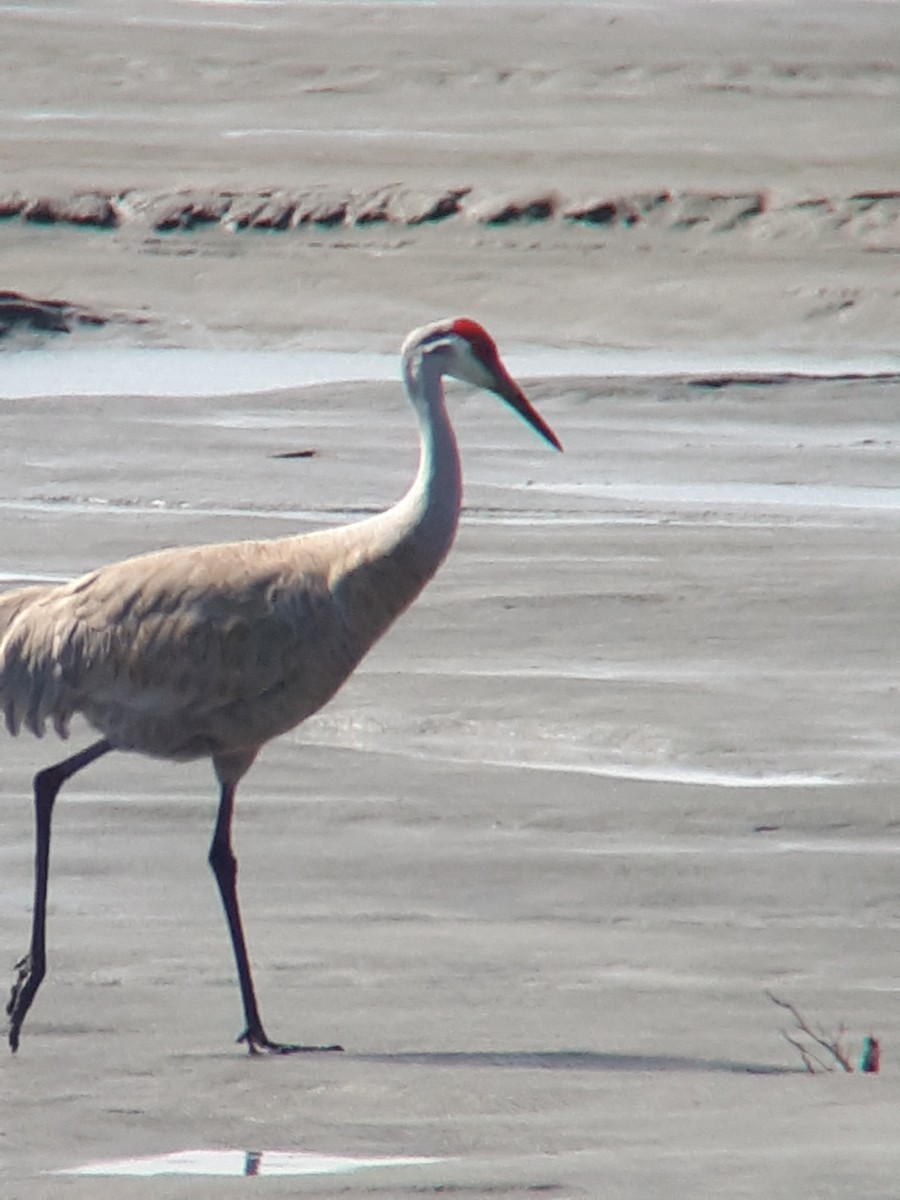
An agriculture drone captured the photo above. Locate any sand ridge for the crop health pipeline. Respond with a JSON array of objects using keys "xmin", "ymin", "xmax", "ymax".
[{"xmin": 1, "ymin": 185, "xmax": 898, "ymax": 243}]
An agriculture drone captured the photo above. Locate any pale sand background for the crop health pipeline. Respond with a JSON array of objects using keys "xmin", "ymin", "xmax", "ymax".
[{"xmin": 2, "ymin": 2, "xmax": 900, "ymax": 1197}]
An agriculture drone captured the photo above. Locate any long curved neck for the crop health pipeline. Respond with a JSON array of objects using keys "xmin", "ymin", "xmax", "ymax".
[
  {"xmin": 397, "ymin": 350, "xmax": 463, "ymax": 558},
  {"xmin": 326, "ymin": 352, "xmax": 463, "ymax": 652}
]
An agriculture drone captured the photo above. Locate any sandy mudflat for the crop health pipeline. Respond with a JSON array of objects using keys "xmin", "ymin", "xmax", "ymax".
[{"xmin": 2, "ymin": 2, "xmax": 900, "ymax": 1197}]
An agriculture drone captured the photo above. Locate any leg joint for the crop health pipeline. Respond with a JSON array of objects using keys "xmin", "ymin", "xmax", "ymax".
[{"xmin": 208, "ymin": 837, "xmax": 237, "ymax": 878}]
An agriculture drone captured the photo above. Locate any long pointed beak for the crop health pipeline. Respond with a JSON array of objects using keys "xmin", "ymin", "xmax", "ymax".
[{"xmin": 493, "ymin": 368, "xmax": 562, "ymax": 452}]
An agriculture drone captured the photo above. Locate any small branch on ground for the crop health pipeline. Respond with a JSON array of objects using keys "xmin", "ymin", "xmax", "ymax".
[{"xmin": 766, "ymin": 990, "xmax": 857, "ymax": 1073}]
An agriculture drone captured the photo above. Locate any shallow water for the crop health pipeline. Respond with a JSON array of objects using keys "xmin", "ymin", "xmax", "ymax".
[
  {"xmin": 2, "ymin": 346, "xmax": 899, "ymax": 399},
  {"xmin": 545, "ymin": 480, "xmax": 900, "ymax": 513},
  {"xmin": 55, "ymin": 1149, "xmax": 444, "ymax": 1178}
]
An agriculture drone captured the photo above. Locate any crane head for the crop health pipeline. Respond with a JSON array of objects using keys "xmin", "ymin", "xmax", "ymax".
[{"xmin": 405, "ymin": 317, "xmax": 562, "ymax": 451}]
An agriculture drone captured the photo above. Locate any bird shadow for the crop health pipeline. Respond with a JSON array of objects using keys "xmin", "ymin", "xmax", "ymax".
[{"xmin": 349, "ymin": 1049, "xmax": 798, "ymax": 1075}]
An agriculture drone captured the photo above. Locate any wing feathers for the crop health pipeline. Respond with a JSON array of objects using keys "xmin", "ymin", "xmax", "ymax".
[{"xmin": 0, "ymin": 538, "xmax": 346, "ymax": 751}]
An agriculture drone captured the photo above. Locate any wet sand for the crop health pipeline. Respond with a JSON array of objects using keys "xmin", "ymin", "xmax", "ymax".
[{"xmin": 3, "ymin": 2, "xmax": 900, "ymax": 1197}]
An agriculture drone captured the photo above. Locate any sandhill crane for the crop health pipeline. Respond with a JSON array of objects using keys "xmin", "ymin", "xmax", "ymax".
[{"xmin": 1, "ymin": 317, "xmax": 561, "ymax": 1055}]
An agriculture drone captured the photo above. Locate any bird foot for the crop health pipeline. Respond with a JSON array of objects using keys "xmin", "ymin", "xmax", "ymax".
[
  {"xmin": 237, "ymin": 1027, "xmax": 344, "ymax": 1056},
  {"xmin": 6, "ymin": 953, "xmax": 36, "ymax": 1053}
]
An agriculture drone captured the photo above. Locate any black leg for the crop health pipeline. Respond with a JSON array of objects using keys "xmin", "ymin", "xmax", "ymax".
[
  {"xmin": 7, "ymin": 739, "xmax": 112, "ymax": 1052},
  {"xmin": 208, "ymin": 780, "xmax": 342, "ymax": 1056}
]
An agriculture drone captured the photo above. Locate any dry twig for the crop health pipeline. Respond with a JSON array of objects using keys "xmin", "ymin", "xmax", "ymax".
[{"xmin": 766, "ymin": 990, "xmax": 855, "ymax": 1073}]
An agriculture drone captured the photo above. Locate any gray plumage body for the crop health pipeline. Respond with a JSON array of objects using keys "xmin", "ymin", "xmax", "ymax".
[{"xmin": 1, "ymin": 518, "xmax": 439, "ymax": 768}]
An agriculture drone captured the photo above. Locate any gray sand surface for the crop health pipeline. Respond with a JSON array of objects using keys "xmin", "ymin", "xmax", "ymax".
[{"xmin": 2, "ymin": 2, "xmax": 900, "ymax": 1197}]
